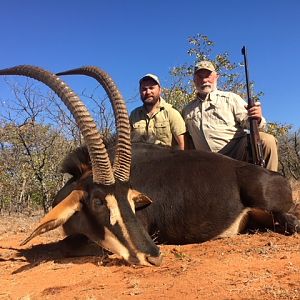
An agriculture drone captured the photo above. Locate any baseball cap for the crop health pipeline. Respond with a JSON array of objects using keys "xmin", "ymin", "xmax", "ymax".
[
  {"xmin": 194, "ymin": 61, "xmax": 216, "ymax": 74},
  {"xmin": 139, "ymin": 74, "xmax": 160, "ymax": 86}
]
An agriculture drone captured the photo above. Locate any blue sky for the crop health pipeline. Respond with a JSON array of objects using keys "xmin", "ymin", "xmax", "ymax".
[{"xmin": 1, "ymin": 0, "xmax": 300, "ymax": 128}]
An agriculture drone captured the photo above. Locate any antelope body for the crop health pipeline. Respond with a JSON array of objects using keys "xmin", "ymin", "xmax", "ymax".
[{"xmin": 55, "ymin": 142, "xmax": 300, "ymax": 246}]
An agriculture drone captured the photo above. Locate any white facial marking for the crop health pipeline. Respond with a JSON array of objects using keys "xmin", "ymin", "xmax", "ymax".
[
  {"xmin": 106, "ymin": 194, "xmax": 122, "ymax": 226},
  {"xmin": 127, "ymin": 190, "xmax": 136, "ymax": 213},
  {"xmin": 103, "ymin": 193, "xmax": 151, "ymax": 266},
  {"xmin": 105, "ymin": 194, "xmax": 134, "ymax": 243},
  {"xmin": 98, "ymin": 227, "xmax": 130, "ymax": 261}
]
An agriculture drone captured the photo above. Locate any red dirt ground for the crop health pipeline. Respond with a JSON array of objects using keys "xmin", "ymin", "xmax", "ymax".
[{"xmin": 1, "ymin": 211, "xmax": 300, "ymax": 300}]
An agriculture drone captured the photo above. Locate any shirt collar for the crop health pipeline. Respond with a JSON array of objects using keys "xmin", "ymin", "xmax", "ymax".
[
  {"xmin": 158, "ymin": 97, "xmax": 167, "ymax": 108},
  {"xmin": 139, "ymin": 97, "xmax": 166, "ymax": 116},
  {"xmin": 197, "ymin": 90, "xmax": 220, "ymax": 107}
]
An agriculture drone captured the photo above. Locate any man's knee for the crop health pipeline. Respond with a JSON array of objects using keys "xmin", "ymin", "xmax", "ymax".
[
  {"xmin": 259, "ymin": 132, "xmax": 277, "ymax": 150},
  {"xmin": 259, "ymin": 131, "xmax": 278, "ymax": 171}
]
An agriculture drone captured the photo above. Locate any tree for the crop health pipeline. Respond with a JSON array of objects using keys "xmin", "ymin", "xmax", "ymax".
[
  {"xmin": 0, "ymin": 79, "xmax": 74, "ymax": 212},
  {"xmin": 267, "ymin": 123, "xmax": 300, "ymax": 179},
  {"xmin": 0, "ymin": 121, "xmax": 71, "ymax": 212}
]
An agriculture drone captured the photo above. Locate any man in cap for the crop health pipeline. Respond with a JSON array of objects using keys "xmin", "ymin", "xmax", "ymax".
[
  {"xmin": 130, "ymin": 74, "xmax": 186, "ymax": 149},
  {"xmin": 182, "ymin": 61, "xmax": 278, "ymax": 171}
]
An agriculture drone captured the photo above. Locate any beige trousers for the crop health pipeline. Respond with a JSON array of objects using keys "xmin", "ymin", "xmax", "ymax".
[{"xmin": 219, "ymin": 132, "xmax": 278, "ymax": 172}]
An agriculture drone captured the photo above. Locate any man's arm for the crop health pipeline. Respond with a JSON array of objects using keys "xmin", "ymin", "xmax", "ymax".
[
  {"xmin": 233, "ymin": 94, "xmax": 266, "ymax": 130},
  {"xmin": 168, "ymin": 106, "xmax": 186, "ymax": 150},
  {"xmin": 174, "ymin": 134, "xmax": 185, "ymax": 150}
]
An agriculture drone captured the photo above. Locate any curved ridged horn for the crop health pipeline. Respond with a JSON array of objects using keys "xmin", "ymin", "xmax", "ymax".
[
  {"xmin": 56, "ymin": 66, "xmax": 131, "ymax": 182},
  {"xmin": 0, "ymin": 65, "xmax": 115, "ymax": 185}
]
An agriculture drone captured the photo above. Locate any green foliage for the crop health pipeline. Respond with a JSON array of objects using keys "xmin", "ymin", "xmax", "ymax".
[
  {"xmin": 0, "ymin": 121, "xmax": 72, "ymax": 212},
  {"xmin": 267, "ymin": 122, "xmax": 291, "ymax": 138},
  {"xmin": 267, "ymin": 123, "xmax": 300, "ymax": 179}
]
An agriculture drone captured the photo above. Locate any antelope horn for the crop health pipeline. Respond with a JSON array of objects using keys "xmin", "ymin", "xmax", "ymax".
[
  {"xmin": 0, "ymin": 65, "xmax": 114, "ymax": 185},
  {"xmin": 56, "ymin": 66, "xmax": 131, "ymax": 182}
]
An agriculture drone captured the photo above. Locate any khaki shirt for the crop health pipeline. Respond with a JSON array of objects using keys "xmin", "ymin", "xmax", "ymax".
[
  {"xmin": 130, "ymin": 98, "xmax": 186, "ymax": 147},
  {"xmin": 182, "ymin": 90, "xmax": 266, "ymax": 152}
]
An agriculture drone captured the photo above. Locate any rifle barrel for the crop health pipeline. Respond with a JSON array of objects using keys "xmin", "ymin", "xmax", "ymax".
[
  {"xmin": 241, "ymin": 46, "xmax": 265, "ymax": 167},
  {"xmin": 241, "ymin": 46, "xmax": 254, "ymax": 107}
]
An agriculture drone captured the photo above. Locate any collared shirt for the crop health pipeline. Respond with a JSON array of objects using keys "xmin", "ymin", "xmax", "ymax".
[
  {"xmin": 182, "ymin": 90, "xmax": 266, "ymax": 152},
  {"xmin": 130, "ymin": 98, "xmax": 186, "ymax": 147}
]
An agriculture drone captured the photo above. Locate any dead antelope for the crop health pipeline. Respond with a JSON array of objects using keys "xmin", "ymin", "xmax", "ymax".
[
  {"xmin": 0, "ymin": 65, "xmax": 162, "ymax": 266},
  {"xmin": 53, "ymin": 142, "xmax": 300, "ymax": 245}
]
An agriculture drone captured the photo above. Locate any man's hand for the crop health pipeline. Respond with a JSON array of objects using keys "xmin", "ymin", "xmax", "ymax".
[{"xmin": 246, "ymin": 101, "xmax": 262, "ymax": 123}]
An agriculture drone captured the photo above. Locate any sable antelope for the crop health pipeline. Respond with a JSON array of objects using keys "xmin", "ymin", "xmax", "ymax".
[
  {"xmin": 52, "ymin": 142, "xmax": 300, "ymax": 245},
  {"xmin": 0, "ymin": 65, "xmax": 162, "ymax": 266},
  {"xmin": 54, "ymin": 66, "xmax": 300, "ymax": 245}
]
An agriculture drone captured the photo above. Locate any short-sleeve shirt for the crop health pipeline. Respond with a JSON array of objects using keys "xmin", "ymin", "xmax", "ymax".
[
  {"xmin": 130, "ymin": 98, "xmax": 186, "ymax": 147},
  {"xmin": 182, "ymin": 90, "xmax": 266, "ymax": 152}
]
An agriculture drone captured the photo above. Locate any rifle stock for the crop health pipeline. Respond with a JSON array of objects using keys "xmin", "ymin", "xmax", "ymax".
[{"xmin": 241, "ymin": 46, "xmax": 265, "ymax": 167}]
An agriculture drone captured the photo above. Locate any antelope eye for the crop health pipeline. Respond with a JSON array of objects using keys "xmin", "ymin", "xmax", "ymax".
[{"xmin": 94, "ymin": 198, "xmax": 103, "ymax": 206}]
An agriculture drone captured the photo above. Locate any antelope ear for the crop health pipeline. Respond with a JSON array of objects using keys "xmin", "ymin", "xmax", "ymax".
[
  {"xmin": 130, "ymin": 189, "xmax": 153, "ymax": 210},
  {"xmin": 20, "ymin": 190, "xmax": 85, "ymax": 246}
]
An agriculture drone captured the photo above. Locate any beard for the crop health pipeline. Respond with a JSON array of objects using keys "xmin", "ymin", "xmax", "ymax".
[
  {"xmin": 196, "ymin": 83, "xmax": 217, "ymax": 97},
  {"xmin": 141, "ymin": 94, "xmax": 160, "ymax": 106}
]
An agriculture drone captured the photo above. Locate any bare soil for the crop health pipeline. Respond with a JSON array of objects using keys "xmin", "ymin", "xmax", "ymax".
[{"xmin": 1, "ymin": 212, "xmax": 300, "ymax": 300}]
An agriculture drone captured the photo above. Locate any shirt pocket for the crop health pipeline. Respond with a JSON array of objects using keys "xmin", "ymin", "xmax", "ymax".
[
  {"xmin": 154, "ymin": 120, "xmax": 170, "ymax": 138},
  {"xmin": 211, "ymin": 109, "xmax": 228, "ymax": 125},
  {"xmin": 132, "ymin": 122, "xmax": 147, "ymax": 134}
]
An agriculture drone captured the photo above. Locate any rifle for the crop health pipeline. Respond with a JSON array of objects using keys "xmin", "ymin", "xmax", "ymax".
[{"xmin": 241, "ymin": 46, "xmax": 265, "ymax": 167}]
